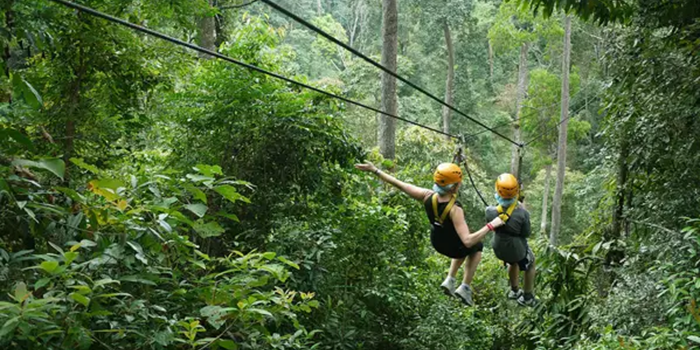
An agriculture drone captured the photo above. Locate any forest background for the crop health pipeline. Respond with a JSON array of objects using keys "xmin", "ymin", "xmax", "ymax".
[{"xmin": 2, "ymin": 0, "xmax": 700, "ymax": 349}]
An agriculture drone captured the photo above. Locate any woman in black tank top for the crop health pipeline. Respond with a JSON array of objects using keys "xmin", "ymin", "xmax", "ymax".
[{"xmin": 355, "ymin": 161, "xmax": 504, "ymax": 306}]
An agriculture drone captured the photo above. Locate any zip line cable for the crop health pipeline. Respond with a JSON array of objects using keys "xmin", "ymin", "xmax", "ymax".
[
  {"xmin": 47, "ymin": 0, "xmax": 459, "ymax": 140},
  {"xmin": 261, "ymin": 0, "xmax": 522, "ymax": 147}
]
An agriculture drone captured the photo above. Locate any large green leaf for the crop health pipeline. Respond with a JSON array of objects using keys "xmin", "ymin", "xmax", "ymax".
[
  {"xmin": 12, "ymin": 158, "xmax": 65, "ymax": 179},
  {"xmin": 184, "ymin": 183, "xmax": 207, "ymax": 204},
  {"xmin": 69, "ymin": 292, "xmax": 90, "ymax": 307},
  {"xmin": 4, "ymin": 128, "xmax": 35, "ymax": 151},
  {"xmin": 214, "ymin": 185, "xmax": 250, "ymax": 204},
  {"xmin": 39, "ymin": 261, "xmax": 59, "ymax": 274},
  {"xmin": 184, "ymin": 203, "xmax": 208, "ymax": 218},
  {"xmin": 193, "ymin": 221, "xmax": 225, "ymax": 238},
  {"xmin": 88, "ymin": 179, "xmax": 126, "ymax": 201},
  {"xmin": 70, "ymin": 158, "xmax": 101, "ymax": 175},
  {"xmin": 194, "ymin": 164, "xmax": 223, "ymax": 177}
]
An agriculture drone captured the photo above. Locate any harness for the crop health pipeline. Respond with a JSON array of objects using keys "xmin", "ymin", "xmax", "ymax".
[
  {"xmin": 496, "ymin": 200, "xmax": 518, "ymax": 223},
  {"xmin": 431, "ymin": 193, "xmax": 457, "ymax": 227}
]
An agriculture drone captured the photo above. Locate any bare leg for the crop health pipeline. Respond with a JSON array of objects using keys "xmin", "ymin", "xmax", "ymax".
[
  {"xmin": 508, "ymin": 263, "xmax": 520, "ymax": 290},
  {"xmin": 449, "ymin": 258, "xmax": 466, "ymax": 278},
  {"xmin": 523, "ymin": 260, "xmax": 536, "ymax": 294},
  {"xmin": 463, "ymin": 252, "xmax": 482, "ymax": 285}
]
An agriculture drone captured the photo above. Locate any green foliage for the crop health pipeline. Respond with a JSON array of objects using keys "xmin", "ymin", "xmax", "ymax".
[{"xmin": 0, "ymin": 160, "xmax": 318, "ymax": 349}]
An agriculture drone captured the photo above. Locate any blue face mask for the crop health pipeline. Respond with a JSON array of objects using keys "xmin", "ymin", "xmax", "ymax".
[
  {"xmin": 433, "ymin": 183, "xmax": 455, "ymax": 195},
  {"xmin": 495, "ymin": 193, "xmax": 516, "ymax": 207}
]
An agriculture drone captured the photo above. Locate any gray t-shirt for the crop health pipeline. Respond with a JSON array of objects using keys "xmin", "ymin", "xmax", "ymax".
[{"xmin": 485, "ymin": 204, "xmax": 531, "ymax": 263}]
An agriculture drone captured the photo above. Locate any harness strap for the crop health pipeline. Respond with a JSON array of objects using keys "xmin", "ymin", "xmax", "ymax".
[
  {"xmin": 496, "ymin": 200, "xmax": 518, "ymax": 223},
  {"xmin": 432, "ymin": 194, "xmax": 457, "ymax": 225}
]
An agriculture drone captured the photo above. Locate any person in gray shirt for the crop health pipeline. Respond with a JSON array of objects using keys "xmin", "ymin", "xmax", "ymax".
[{"xmin": 485, "ymin": 173, "xmax": 536, "ymax": 306}]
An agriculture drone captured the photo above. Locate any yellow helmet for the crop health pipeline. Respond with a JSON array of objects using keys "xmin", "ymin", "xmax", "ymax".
[
  {"xmin": 495, "ymin": 173, "xmax": 519, "ymax": 199},
  {"xmin": 434, "ymin": 163, "xmax": 463, "ymax": 186}
]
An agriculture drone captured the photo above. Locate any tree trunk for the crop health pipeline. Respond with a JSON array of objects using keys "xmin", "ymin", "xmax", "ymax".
[
  {"xmin": 317, "ymin": 0, "xmax": 323, "ymax": 15},
  {"xmin": 2, "ymin": 0, "xmax": 13, "ymax": 103},
  {"xmin": 611, "ymin": 137, "xmax": 629, "ymax": 239},
  {"xmin": 511, "ymin": 43, "xmax": 528, "ymax": 176},
  {"xmin": 488, "ymin": 40, "xmax": 494, "ymax": 87},
  {"xmin": 550, "ymin": 16, "xmax": 572, "ymax": 239},
  {"xmin": 64, "ymin": 29, "xmax": 87, "ymax": 185},
  {"xmin": 378, "ymin": 0, "xmax": 398, "ymax": 160},
  {"xmin": 442, "ymin": 19, "xmax": 455, "ymax": 139},
  {"xmin": 198, "ymin": 0, "xmax": 216, "ymax": 58},
  {"xmin": 541, "ymin": 162, "xmax": 552, "ymax": 239}
]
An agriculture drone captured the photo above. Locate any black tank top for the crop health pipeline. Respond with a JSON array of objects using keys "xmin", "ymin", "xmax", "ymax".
[{"xmin": 423, "ymin": 194, "xmax": 462, "ymax": 236}]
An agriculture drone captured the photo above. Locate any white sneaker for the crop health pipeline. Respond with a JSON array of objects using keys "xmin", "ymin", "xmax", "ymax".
[
  {"xmin": 507, "ymin": 289, "xmax": 523, "ymax": 300},
  {"xmin": 440, "ymin": 277, "xmax": 456, "ymax": 296},
  {"xmin": 455, "ymin": 284, "xmax": 474, "ymax": 306}
]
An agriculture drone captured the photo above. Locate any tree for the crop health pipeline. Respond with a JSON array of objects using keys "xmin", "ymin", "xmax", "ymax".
[
  {"xmin": 488, "ymin": 2, "xmax": 562, "ymax": 177},
  {"xmin": 378, "ymin": 0, "xmax": 398, "ymax": 159},
  {"xmin": 442, "ymin": 18, "xmax": 455, "ymax": 138},
  {"xmin": 198, "ymin": 0, "xmax": 217, "ymax": 57},
  {"xmin": 549, "ymin": 15, "xmax": 571, "ymax": 243}
]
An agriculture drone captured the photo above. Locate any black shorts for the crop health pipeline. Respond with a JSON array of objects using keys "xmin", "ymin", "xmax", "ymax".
[
  {"xmin": 430, "ymin": 229, "xmax": 484, "ymax": 259},
  {"xmin": 504, "ymin": 246, "xmax": 535, "ymax": 271}
]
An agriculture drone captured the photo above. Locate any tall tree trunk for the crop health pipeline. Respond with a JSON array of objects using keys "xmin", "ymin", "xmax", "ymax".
[
  {"xmin": 541, "ymin": 162, "xmax": 552, "ymax": 238},
  {"xmin": 442, "ymin": 19, "xmax": 455, "ymax": 138},
  {"xmin": 611, "ymin": 137, "xmax": 629, "ymax": 239},
  {"xmin": 550, "ymin": 16, "xmax": 572, "ymax": 240},
  {"xmin": 64, "ymin": 28, "xmax": 87, "ymax": 185},
  {"xmin": 2, "ymin": 0, "xmax": 13, "ymax": 103},
  {"xmin": 378, "ymin": 0, "xmax": 398, "ymax": 160},
  {"xmin": 198, "ymin": 0, "xmax": 216, "ymax": 58},
  {"xmin": 213, "ymin": 1, "xmax": 227, "ymax": 49},
  {"xmin": 511, "ymin": 43, "xmax": 528, "ymax": 176},
  {"xmin": 317, "ymin": 0, "xmax": 323, "ymax": 15},
  {"xmin": 488, "ymin": 40, "xmax": 494, "ymax": 87}
]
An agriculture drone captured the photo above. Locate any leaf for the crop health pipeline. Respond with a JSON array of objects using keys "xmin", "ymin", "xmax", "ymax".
[
  {"xmin": 120, "ymin": 275, "xmax": 156, "ymax": 286},
  {"xmin": 214, "ymin": 185, "xmax": 250, "ymax": 204},
  {"xmin": 79, "ymin": 239, "xmax": 97, "ymax": 248},
  {"xmin": 194, "ymin": 164, "xmax": 223, "ymax": 177},
  {"xmin": 184, "ymin": 203, "xmax": 208, "ymax": 218},
  {"xmin": 193, "ymin": 221, "xmax": 225, "ymax": 238},
  {"xmin": 40, "ymin": 261, "xmax": 59, "ymax": 274},
  {"xmin": 184, "ymin": 184, "xmax": 207, "ymax": 204},
  {"xmin": 217, "ymin": 339, "xmax": 238, "ymax": 350},
  {"xmin": 20, "ymin": 77, "xmax": 43, "ymax": 109},
  {"xmin": 247, "ymin": 308, "xmax": 274, "ymax": 319},
  {"xmin": 55, "ymin": 187, "xmax": 86, "ymax": 203},
  {"xmin": 5, "ymin": 128, "xmax": 35, "ymax": 151},
  {"xmin": 689, "ymin": 336, "xmax": 700, "ymax": 344},
  {"xmin": 93, "ymin": 278, "xmax": 120, "ymax": 289},
  {"xmin": 13, "ymin": 282, "xmax": 29, "ymax": 302},
  {"xmin": 0, "ymin": 316, "xmax": 19, "ymax": 338},
  {"xmin": 69, "ymin": 158, "xmax": 101, "ymax": 175},
  {"xmin": 187, "ymin": 174, "xmax": 215, "ymax": 183},
  {"xmin": 63, "ymin": 251, "xmax": 79, "ymax": 265},
  {"xmin": 69, "ymin": 292, "xmax": 90, "ymax": 307},
  {"xmin": 278, "ymin": 256, "xmax": 300, "ymax": 270},
  {"xmin": 35, "ymin": 278, "xmax": 51, "ymax": 290},
  {"xmin": 12, "ymin": 158, "xmax": 65, "ymax": 179},
  {"xmin": 116, "ymin": 200, "xmax": 128, "ymax": 212},
  {"xmin": 88, "ymin": 179, "xmax": 125, "ymax": 201},
  {"xmin": 216, "ymin": 212, "xmax": 239, "ymax": 222}
]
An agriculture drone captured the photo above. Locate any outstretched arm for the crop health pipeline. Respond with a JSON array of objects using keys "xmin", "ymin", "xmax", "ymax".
[
  {"xmin": 451, "ymin": 206, "xmax": 504, "ymax": 248},
  {"xmin": 355, "ymin": 162, "xmax": 432, "ymax": 201}
]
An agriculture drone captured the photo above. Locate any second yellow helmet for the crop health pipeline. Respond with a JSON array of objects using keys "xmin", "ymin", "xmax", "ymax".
[{"xmin": 495, "ymin": 173, "xmax": 519, "ymax": 199}]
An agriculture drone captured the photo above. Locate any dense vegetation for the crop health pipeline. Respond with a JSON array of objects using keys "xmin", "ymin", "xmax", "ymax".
[{"xmin": 1, "ymin": 0, "xmax": 699, "ymax": 349}]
